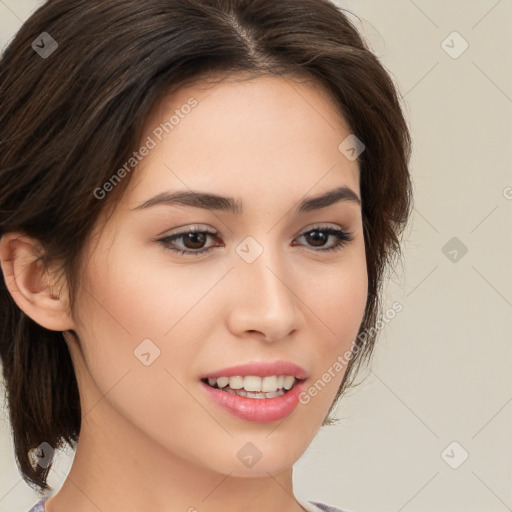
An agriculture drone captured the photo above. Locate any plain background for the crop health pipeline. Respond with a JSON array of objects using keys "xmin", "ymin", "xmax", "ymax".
[{"xmin": 0, "ymin": 1, "xmax": 511, "ymax": 511}]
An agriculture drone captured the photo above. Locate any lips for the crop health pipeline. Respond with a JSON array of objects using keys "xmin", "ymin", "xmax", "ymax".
[
  {"xmin": 199, "ymin": 360, "xmax": 308, "ymax": 422},
  {"xmin": 200, "ymin": 360, "xmax": 308, "ymax": 380},
  {"xmin": 200, "ymin": 378, "xmax": 306, "ymax": 422}
]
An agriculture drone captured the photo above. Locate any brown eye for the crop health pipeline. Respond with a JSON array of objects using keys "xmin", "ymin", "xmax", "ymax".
[
  {"xmin": 181, "ymin": 232, "xmax": 208, "ymax": 250},
  {"xmin": 158, "ymin": 229, "xmax": 221, "ymax": 256},
  {"xmin": 293, "ymin": 227, "xmax": 354, "ymax": 253},
  {"xmin": 304, "ymin": 229, "xmax": 329, "ymax": 247}
]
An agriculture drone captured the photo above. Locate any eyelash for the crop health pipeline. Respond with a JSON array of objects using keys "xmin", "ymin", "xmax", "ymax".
[{"xmin": 157, "ymin": 225, "xmax": 354, "ymax": 256}]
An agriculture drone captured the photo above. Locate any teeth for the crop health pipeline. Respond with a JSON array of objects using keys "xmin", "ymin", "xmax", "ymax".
[
  {"xmin": 263, "ymin": 390, "xmax": 283, "ymax": 398},
  {"xmin": 228, "ymin": 376, "xmax": 244, "ymax": 390},
  {"xmin": 261, "ymin": 376, "xmax": 278, "ymax": 392},
  {"xmin": 223, "ymin": 388, "xmax": 286, "ymax": 398},
  {"xmin": 206, "ymin": 375, "xmax": 297, "ymax": 393},
  {"xmin": 243, "ymin": 376, "xmax": 262, "ymax": 392},
  {"xmin": 245, "ymin": 390, "xmax": 285, "ymax": 399},
  {"xmin": 216, "ymin": 376, "xmax": 230, "ymax": 388},
  {"xmin": 283, "ymin": 376, "xmax": 295, "ymax": 390}
]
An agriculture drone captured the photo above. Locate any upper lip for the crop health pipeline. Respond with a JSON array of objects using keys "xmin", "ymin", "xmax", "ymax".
[{"xmin": 200, "ymin": 360, "xmax": 308, "ymax": 380}]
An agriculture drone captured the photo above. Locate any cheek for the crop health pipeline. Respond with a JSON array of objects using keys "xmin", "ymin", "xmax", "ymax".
[
  {"xmin": 304, "ymin": 247, "xmax": 368, "ymax": 345},
  {"xmin": 72, "ymin": 241, "xmax": 231, "ymax": 401},
  {"xmin": 320, "ymin": 266, "xmax": 367, "ymax": 322},
  {"xmin": 81, "ymin": 241, "xmax": 222, "ymax": 340},
  {"xmin": 295, "ymin": 247, "xmax": 368, "ymax": 406},
  {"xmin": 71, "ymin": 248, "xmax": 223, "ymax": 459}
]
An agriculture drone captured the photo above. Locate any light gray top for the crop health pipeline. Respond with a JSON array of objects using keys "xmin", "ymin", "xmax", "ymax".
[{"xmin": 27, "ymin": 496, "xmax": 350, "ymax": 512}]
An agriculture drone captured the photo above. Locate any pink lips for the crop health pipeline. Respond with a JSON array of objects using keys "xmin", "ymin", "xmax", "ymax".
[
  {"xmin": 200, "ymin": 360, "xmax": 308, "ymax": 380},
  {"xmin": 200, "ymin": 379, "xmax": 306, "ymax": 422},
  {"xmin": 200, "ymin": 360, "xmax": 308, "ymax": 423}
]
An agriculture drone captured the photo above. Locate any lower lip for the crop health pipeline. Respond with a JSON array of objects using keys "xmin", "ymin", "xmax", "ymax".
[{"xmin": 200, "ymin": 380, "xmax": 305, "ymax": 422}]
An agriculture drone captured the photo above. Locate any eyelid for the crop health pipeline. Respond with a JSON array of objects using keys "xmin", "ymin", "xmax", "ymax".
[
  {"xmin": 159, "ymin": 222, "xmax": 348, "ymax": 238},
  {"xmin": 157, "ymin": 223, "xmax": 215, "ymax": 237}
]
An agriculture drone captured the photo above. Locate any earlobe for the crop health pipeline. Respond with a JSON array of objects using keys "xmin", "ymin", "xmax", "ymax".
[{"xmin": 0, "ymin": 232, "xmax": 75, "ymax": 332}]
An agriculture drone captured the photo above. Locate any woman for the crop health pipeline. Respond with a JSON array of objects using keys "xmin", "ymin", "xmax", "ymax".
[{"xmin": 0, "ymin": 0, "xmax": 412, "ymax": 511}]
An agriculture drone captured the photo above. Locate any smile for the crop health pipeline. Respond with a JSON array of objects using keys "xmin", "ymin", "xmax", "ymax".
[
  {"xmin": 199, "ymin": 360, "xmax": 308, "ymax": 422},
  {"xmin": 202, "ymin": 375, "xmax": 299, "ymax": 398}
]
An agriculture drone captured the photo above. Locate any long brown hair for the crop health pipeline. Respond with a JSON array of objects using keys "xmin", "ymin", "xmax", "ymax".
[{"xmin": 0, "ymin": 0, "xmax": 412, "ymax": 492}]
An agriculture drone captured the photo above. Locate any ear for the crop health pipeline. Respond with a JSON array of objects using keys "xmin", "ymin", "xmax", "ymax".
[{"xmin": 0, "ymin": 232, "xmax": 75, "ymax": 331}]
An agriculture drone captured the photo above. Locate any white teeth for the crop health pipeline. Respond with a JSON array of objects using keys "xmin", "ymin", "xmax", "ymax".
[
  {"xmin": 206, "ymin": 375, "xmax": 297, "ymax": 393},
  {"xmin": 228, "ymin": 376, "xmax": 244, "ymax": 389},
  {"xmin": 245, "ymin": 390, "xmax": 285, "ymax": 399},
  {"xmin": 261, "ymin": 376, "xmax": 278, "ymax": 392},
  {"xmin": 283, "ymin": 376, "xmax": 295, "ymax": 390},
  {"xmin": 243, "ymin": 376, "xmax": 262, "ymax": 392},
  {"xmin": 264, "ymin": 390, "xmax": 283, "ymax": 398},
  {"xmin": 216, "ymin": 376, "xmax": 229, "ymax": 388}
]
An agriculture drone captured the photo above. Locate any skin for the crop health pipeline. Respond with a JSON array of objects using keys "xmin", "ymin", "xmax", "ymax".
[{"xmin": 0, "ymin": 74, "xmax": 368, "ymax": 512}]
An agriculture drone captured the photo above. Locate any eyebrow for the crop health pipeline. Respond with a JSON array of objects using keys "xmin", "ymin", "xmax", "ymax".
[{"xmin": 131, "ymin": 185, "xmax": 361, "ymax": 214}]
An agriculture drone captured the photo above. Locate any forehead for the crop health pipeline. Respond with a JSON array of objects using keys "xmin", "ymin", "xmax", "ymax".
[{"xmin": 124, "ymin": 73, "xmax": 360, "ymax": 209}]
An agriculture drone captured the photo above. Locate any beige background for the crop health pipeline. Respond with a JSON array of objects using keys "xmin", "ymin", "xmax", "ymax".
[{"xmin": 1, "ymin": 1, "xmax": 511, "ymax": 511}]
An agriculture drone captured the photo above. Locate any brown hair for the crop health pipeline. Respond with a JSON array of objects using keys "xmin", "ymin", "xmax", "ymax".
[{"xmin": 0, "ymin": 0, "xmax": 412, "ymax": 492}]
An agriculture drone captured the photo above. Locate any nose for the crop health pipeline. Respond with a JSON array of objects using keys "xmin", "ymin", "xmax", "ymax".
[{"xmin": 225, "ymin": 242, "xmax": 304, "ymax": 343}]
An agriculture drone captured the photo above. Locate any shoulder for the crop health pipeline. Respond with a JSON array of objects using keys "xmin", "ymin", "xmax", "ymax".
[{"xmin": 26, "ymin": 497, "xmax": 48, "ymax": 512}]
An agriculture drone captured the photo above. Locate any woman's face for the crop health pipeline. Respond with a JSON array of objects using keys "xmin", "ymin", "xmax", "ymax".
[{"xmin": 68, "ymin": 74, "xmax": 368, "ymax": 477}]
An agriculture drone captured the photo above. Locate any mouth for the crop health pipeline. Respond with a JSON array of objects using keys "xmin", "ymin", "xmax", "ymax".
[
  {"xmin": 199, "ymin": 360, "xmax": 308, "ymax": 422},
  {"xmin": 201, "ymin": 375, "xmax": 303, "ymax": 399},
  {"xmin": 199, "ymin": 365, "xmax": 308, "ymax": 422}
]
